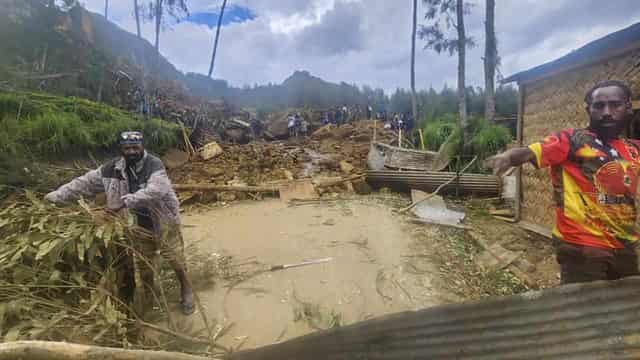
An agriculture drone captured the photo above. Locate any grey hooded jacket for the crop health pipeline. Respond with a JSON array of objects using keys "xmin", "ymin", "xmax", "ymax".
[{"xmin": 45, "ymin": 152, "xmax": 181, "ymax": 236}]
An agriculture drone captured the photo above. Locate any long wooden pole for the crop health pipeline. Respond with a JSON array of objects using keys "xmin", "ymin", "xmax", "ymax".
[
  {"xmin": 174, "ymin": 184, "xmax": 280, "ymax": 192},
  {"xmin": 0, "ymin": 341, "xmax": 210, "ymax": 360},
  {"xmin": 373, "ymin": 119, "xmax": 377, "ymax": 142},
  {"xmin": 173, "ymin": 175, "xmax": 365, "ymax": 193}
]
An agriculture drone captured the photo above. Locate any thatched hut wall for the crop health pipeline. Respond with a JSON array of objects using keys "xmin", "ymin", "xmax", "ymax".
[{"xmin": 520, "ymin": 47, "xmax": 640, "ymax": 229}]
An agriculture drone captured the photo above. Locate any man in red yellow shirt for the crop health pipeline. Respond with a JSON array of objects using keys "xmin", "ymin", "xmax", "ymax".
[{"xmin": 486, "ymin": 80, "xmax": 639, "ymax": 284}]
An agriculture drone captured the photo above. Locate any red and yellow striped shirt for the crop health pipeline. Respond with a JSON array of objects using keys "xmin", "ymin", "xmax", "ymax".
[{"xmin": 529, "ymin": 128, "xmax": 640, "ymax": 249}]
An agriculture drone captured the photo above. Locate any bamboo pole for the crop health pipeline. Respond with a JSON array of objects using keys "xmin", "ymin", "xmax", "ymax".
[
  {"xmin": 0, "ymin": 341, "xmax": 211, "ymax": 360},
  {"xmin": 373, "ymin": 119, "xmax": 377, "ymax": 142},
  {"xmin": 174, "ymin": 175, "xmax": 364, "ymax": 193}
]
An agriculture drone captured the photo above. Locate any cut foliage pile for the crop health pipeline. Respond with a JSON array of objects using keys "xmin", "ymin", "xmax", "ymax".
[{"xmin": 0, "ymin": 192, "xmax": 147, "ymax": 346}]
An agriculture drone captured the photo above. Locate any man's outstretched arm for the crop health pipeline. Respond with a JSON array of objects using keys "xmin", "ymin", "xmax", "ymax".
[
  {"xmin": 45, "ymin": 168, "xmax": 104, "ymax": 204},
  {"xmin": 485, "ymin": 147, "xmax": 537, "ymax": 177}
]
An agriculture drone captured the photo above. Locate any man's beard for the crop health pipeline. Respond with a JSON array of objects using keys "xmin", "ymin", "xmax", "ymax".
[
  {"xmin": 589, "ymin": 117, "xmax": 627, "ymax": 141},
  {"xmin": 124, "ymin": 153, "xmax": 143, "ymax": 166}
]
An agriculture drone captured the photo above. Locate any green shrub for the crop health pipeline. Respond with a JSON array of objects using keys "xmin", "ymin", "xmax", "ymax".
[
  {"xmin": 470, "ymin": 118, "xmax": 512, "ymax": 160},
  {"xmin": 422, "ymin": 113, "xmax": 513, "ymax": 172},
  {"xmin": 0, "ymin": 91, "xmax": 182, "ymax": 158},
  {"xmin": 422, "ymin": 113, "xmax": 459, "ymax": 151}
]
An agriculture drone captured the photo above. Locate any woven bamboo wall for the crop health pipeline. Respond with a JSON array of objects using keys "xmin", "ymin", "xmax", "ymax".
[{"xmin": 521, "ymin": 48, "xmax": 640, "ymax": 229}]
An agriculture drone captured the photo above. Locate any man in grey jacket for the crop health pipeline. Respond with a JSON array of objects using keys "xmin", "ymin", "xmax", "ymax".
[{"xmin": 45, "ymin": 131, "xmax": 194, "ymax": 315}]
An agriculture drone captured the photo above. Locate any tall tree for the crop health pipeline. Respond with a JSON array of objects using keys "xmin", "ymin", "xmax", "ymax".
[
  {"xmin": 154, "ymin": 0, "xmax": 162, "ymax": 58},
  {"xmin": 410, "ymin": 0, "xmax": 418, "ymax": 126},
  {"xmin": 484, "ymin": 0, "xmax": 496, "ymax": 121},
  {"xmin": 419, "ymin": 0, "xmax": 475, "ymax": 147},
  {"xmin": 104, "ymin": 0, "xmax": 109, "ymax": 20},
  {"xmin": 208, "ymin": 0, "xmax": 228, "ymax": 78},
  {"xmin": 40, "ymin": 0, "xmax": 57, "ymax": 72},
  {"xmin": 143, "ymin": 0, "xmax": 188, "ymax": 70},
  {"xmin": 134, "ymin": 0, "xmax": 142, "ymax": 38}
]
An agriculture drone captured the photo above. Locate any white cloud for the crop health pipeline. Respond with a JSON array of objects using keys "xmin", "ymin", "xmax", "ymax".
[{"xmin": 79, "ymin": 0, "xmax": 640, "ymax": 93}]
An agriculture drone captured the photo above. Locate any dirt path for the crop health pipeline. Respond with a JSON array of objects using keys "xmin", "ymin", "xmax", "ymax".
[{"xmin": 179, "ymin": 198, "xmax": 446, "ymax": 351}]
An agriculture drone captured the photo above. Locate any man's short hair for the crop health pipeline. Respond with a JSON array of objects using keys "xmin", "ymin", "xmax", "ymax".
[{"xmin": 584, "ymin": 80, "xmax": 632, "ymax": 105}]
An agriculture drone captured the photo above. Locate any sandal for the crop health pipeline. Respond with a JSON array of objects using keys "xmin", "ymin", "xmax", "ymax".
[
  {"xmin": 180, "ymin": 298, "xmax": 195, "ymax": 315},
  {"xmin": 180, "ymin": 300, "xmax": 195, "ymax": 315}
]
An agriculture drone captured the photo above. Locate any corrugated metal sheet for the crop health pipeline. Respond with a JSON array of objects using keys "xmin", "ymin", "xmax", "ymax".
[
  {"xmin": 366, "ymin": 170, "xmax": 501, "ymax": 196},
  {"xmin": 230, "ymin": 277, "xmax": 640, "ymax": 359}
]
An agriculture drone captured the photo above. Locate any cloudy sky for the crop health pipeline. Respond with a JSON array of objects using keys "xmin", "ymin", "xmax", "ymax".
[{"xmin": 80, "ymin": 0, "xmax": 640, "ymax": 93}]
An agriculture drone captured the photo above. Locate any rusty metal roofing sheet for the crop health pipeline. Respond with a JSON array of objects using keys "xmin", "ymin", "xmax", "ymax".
[{"xmin": 230, "ymin": 277, "xmax": 640, "ymax": 359}]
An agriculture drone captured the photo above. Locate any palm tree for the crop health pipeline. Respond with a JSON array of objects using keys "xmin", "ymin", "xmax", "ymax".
[{"xmin": 208, "ymin": 0, "xmax": 228, "ymax": 78}]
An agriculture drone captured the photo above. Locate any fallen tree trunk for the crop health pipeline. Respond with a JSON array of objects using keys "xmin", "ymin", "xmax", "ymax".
[
  {"xmin": 0, "ymin": 341, "xmax": 210, "ymax": 360},
  {"xmin": 173, "ymin": 184, "xmax": 279, "ymax": 192}
]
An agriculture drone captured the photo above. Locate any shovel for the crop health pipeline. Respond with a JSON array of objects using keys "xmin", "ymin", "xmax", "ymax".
[{"xmin": 269, "ymin": 257, "xmax": 333, "ymax": 271}]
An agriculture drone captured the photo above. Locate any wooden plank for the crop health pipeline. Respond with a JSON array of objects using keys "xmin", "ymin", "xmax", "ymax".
[
  {"xmin": 174, "ymin": 184, "xmax": 279, "ymax": 192},
  {"xmin": 469, "ymin": 231, "xmax": 535, "ymax": 287},
  {"xmin": 493, "ymin": 215, "xmax": 517, "ymax": 223},
  {"xmin": 490, "ymin": 209, "xmax": 515, "ymax": 216},
  {"xmin": 476, "ymin": 243, "xmax": 523, "ymax": 272},
  {"xmin": 518, "ymin": 220, "xmax": 553, "ymax": 239},
  {"xmin": 279, "ymin": 180, "xmax": 318, "ymax": 202}
]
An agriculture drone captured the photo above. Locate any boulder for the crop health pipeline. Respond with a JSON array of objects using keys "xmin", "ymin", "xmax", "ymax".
[
  {"xmin": 162, "ymin": 148, "xmax": 189, "ymax": 169},
  {"xmin": 265, "ymin": 114, "xmax": 290, "ymax": 139},
  {"xmin": 199, "ymin": 141, "xmax": 223, "ymax": 160}
]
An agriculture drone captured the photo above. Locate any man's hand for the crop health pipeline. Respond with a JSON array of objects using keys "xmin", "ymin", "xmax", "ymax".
[
  {"xmin": 484, "ymin": 153, "xmax": 512, "ymax": 177},
  {"xmin": 485, "ymin": 147, "xmax": 536, "ymax": 177},
  {"xmin": 44, "ymin": 192, "xmax": 59, "ymax": 204},
  {"xmin": 121, "ymin": 194, "xmax": 137, "ymax": 209}
]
